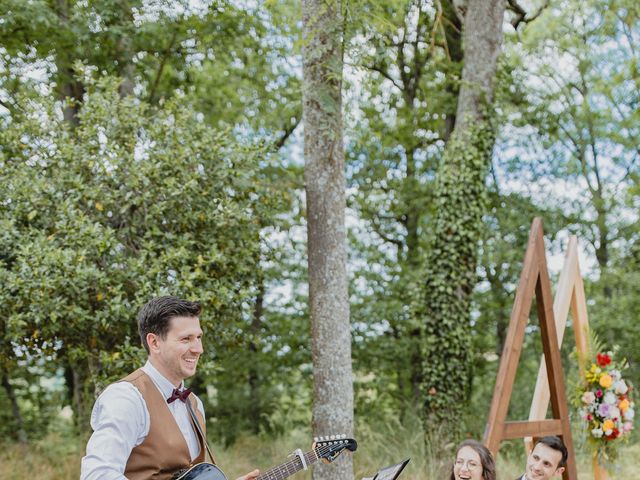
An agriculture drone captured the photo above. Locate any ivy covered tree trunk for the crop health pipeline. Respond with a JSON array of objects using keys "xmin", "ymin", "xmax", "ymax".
[
  {"xmin": 302, "ymin": 1, "xmax": 354, "ymax": 480},
  {"xmin": 417, "ymin": 0, "xmax": 506, "ymax": 422}
]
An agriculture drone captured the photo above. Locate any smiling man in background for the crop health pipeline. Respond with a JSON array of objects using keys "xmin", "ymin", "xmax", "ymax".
[{"xmin": 517, "ymin": 436, "xmax": 567, "ymax": 480}]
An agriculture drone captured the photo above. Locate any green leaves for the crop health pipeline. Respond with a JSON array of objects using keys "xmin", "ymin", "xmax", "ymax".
[{"xmin": 0, "ymin": 77, "xmax": 267, "ymax": 432}]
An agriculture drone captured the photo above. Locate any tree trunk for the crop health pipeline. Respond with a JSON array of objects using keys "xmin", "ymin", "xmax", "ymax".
[
  {"xmin": 72, "ymin": 367, "xmax": 88, "ymax": 433},
  {"xmin": 117, "ymin": 35, "xmax": 136, "ymax": 98},
  {"xmin": 1, "ymin": 372, "xmax": 28, "ymax": 443},
  {"xmin": 418, "ymin": 0, "xmax": 506, "ymax": 422},
  {"xmin": 441, "ymin": 0, "xmax": 464, "ymax": 142},
  {"xmin": 453, "ymin": 1, "xmax": 505, "ymax": 133},
  {"xmin": 248, "ymin": 281, "xmax": 264, "ymax": 434},
  {"xmin": 65, "ymin": 360, "xmax": 94, "ymax": 436},
  {"xmin": 116, "ymin": 4, "xmax": 136, "ymax": 98},
  {"xmin": 55, "ymin": 0, "xmax": 84, "ymax": 126},
  {"xmin": 302, "ymin": 1, "xmax": 354, "ymax": 480},
  {"xmin": 404, "ymin": 148, "xmax": 424, "ymax": 408}
]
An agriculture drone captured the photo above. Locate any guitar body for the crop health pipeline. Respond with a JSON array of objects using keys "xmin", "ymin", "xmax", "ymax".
[{"xmin": 174, "ymin": 462, "xmax": 227, "ymax": 480}]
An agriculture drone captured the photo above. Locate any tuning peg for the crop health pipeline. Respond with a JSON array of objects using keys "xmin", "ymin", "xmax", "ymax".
[{"xmin": 330, "ymin": 435, "xmax": 335, "ymax": 440}]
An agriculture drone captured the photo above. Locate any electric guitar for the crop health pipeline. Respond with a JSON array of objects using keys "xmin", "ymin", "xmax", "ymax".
[{"xmin": 173, "ymin": 435, "xmax": 357, "ymax": 480}]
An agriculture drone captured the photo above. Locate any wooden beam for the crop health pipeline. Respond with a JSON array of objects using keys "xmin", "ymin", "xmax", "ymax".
[
  {"xmin": 525, "ymin": 237, "xmax": 591, "ymax": 452},
  {"xmin": 535, "ymin": 240, "xmax": 578, "ymax": 480},
  {"xmin": 503, "ymin": 420, "xmax": 563, "ymax": 439},
  {"xmin": 484, "ymin": 219, "xmax": 541, "ymax": 455},
  {"xmin": 571, "ymin": 265, "xmax": 590, "ymax": 364}
]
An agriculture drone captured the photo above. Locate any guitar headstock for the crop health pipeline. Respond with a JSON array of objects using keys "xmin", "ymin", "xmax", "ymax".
[{"xmin": 313, "ymin": 434, "xmax": 358, "ymax": 463}]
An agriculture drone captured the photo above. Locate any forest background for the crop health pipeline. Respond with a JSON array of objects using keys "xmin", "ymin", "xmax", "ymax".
[{"xmin": 0, "ymin": 0, "xmax": 638, "ymax": 479}]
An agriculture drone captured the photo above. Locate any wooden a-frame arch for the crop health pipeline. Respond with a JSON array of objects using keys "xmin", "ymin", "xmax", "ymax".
[{"xmin": 483, "ymin": 218, "xmax": 577, "ymax": 480}]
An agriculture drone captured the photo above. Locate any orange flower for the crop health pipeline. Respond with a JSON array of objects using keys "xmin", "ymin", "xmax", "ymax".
[
  {"xmin": 619, "ymin": 399, "xmax": 630, "ymax": 412},
  {"xmin": 602, "ymin": 419, "xmax": 615, "ymax": 433},
  {"xmin": 600, "ymin": 374, "xmax": 613, "ymax": 389}
]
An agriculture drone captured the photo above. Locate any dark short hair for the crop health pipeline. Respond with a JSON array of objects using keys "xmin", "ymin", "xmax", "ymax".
[
  {"xmin": 138, "ymin": 296, "xmax": 201, "ymax": 353},
  {"xmin": 534, "ymin": 436, "xmax": 568, "ymax": 468},
  {"xmin": 449, "ymin": 439, "xmax": 496, "ymax": 480}
]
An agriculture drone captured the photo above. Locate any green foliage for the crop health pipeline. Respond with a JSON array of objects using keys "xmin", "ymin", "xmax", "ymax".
[
  {"xmin": 0, "ymin": 75, "xmax": 268, "ymax": 433},
  {"xmin": 345, "ymin": 0, "xmax": 463, "ymax": 414},
  {"xmin": 504, "ymin": 0, "xmax": 639, "ymax": 268},
  {"xmin": 1, "ymin": 0, "xmax": 306, "ymax": 443},
  {"xmin": 415, "ymin": 118, "xmax": 496, "ymax": 422},
  {"xmin": 0, "ymin": 1, "xmax": 301, "ymax": 138},
  {"xmin": 0, "ymin": 0, "xmax": 638, "ymax": 460},
  {"xmin": 498, "ymin": 0, "xmax": 640, "ymax": 394}
]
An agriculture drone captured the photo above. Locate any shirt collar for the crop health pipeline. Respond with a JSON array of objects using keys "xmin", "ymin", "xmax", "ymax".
[{"xmin": 142, "ymin": 360, "xmax": 184, "ymax": 400}]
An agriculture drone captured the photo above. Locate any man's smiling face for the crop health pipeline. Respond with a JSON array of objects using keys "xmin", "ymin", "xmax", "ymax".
[
  {"xmin": 148, "ymin": 315, "xmax": 203, "ymax": 386},
  {"xmin": 525, "ymin": 443, "xmax": 565, "ymax": 480}
]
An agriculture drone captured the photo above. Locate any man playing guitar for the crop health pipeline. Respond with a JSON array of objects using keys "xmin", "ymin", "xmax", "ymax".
[{"xmin": 80, "ymin": 296, "xmax": 260, "ymax": 480}]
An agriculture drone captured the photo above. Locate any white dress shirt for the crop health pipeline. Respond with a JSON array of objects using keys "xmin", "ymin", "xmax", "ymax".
[{"xmin": 80, "ymin": 360, "xmax": 205, "ymax": 480}]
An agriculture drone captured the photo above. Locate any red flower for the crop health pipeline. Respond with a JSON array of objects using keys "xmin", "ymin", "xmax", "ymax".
[
  {"xmin": 605, "ymin": 427, "xmax": 620, "ymax": 440},
  {"xmin": 597, "ymin": 353, "xmax": 612, "ymax": 367}
]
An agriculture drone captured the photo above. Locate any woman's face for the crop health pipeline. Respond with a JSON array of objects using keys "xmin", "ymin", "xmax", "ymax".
[{"xmin": 453, "ymin": 446, "xmax": 483, "ymax": 480}]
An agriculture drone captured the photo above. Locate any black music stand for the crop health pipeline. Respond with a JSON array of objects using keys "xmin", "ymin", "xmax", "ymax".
[{"xmin": 362, "ymin": 459, "xmax": 410, "ymax": 480}]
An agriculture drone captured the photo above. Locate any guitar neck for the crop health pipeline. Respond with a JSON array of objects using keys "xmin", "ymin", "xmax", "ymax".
[{"xmin": 256, "ymin": 449, "xmax": 319, "ymax": 480}]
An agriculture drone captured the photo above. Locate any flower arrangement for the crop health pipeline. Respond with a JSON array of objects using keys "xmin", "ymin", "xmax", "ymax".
[{"xmin": 575, "ymin": 349, "xmax": 634, "ymax": 462}]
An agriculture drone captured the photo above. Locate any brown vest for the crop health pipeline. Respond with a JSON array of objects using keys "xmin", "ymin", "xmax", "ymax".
[{"xmin": 122, "ymin": 369, "xmax": 207, "ymax": 480}]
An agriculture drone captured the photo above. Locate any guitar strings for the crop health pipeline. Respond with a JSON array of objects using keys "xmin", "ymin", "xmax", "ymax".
[{"xmin": 256, "ymin": 441, "xmax": 352, "ymax": 480}]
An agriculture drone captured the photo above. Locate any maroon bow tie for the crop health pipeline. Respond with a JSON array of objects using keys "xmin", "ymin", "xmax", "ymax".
[{"xmin": 167, "ymin": 387, "xmax": 192, "ymax": 404}]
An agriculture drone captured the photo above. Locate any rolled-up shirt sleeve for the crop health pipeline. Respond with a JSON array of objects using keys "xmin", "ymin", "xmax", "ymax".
[{"xmin": 80, "ymin": 382, "xmax": 149, "ymax": 480}]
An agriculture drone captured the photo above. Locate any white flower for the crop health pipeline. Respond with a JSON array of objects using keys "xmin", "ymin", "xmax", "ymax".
[
  {"xmin": 591, "ymin": 428, "xmax": 604, "ymax": 438},
  {"xmin": 624, "ymin": 408, "xmax": 635, "ymax": 420},
  {"xmin": 582, "ymin": 391, "xmax": 596, "ymax": 404},
  {"xmin": 610, "ymin": 369, "xmax": 621, "ymax": 381},
  {"xmin": 604, "ymin": 392, "xmax": 617, "ymax": 405},
  {"xmin": 614, "ymin": 380, "xmax": 628, "ymax": 395},
  {"xmin": 610, "ymin": 407, "xmax": 621, "ymax": 420}
]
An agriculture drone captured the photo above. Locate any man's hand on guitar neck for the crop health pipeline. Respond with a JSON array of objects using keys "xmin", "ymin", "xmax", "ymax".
[{"xmin": 235, "ymin": 469, "xmax": 260, "ymax": 480}]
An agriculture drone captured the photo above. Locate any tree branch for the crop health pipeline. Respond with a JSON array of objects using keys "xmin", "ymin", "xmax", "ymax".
[
  {"xmin": 273, "ymin": 115, "xmax": 301, "ymax": 151},
  {"xmin": 147, "ymin": 29, "xmax": 178, "ymax": 104},
  {"xmin": 0, "ymin": 98, "xmax": 14, "ymax": 112},
  {"xmin": 362, "ymin": 62, "xmax": 403, "ymax": 92},
  {"xmin": 369, "ymin": 217, "xmax": 404, "ymax": 248},
  {"xmin": 508, "ymin": 0, "xmax": 550, "ymax": 30}
]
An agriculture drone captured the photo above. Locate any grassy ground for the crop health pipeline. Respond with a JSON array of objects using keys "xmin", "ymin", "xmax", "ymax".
[{"xmin": 1, "ymin": 426, "xmax": 637, "ymax": 479}]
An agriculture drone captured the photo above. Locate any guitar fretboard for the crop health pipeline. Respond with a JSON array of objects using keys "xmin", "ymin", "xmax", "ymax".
[{"xmin": 257, "ymin": 450, "xmax": 318, "ymax": 480}]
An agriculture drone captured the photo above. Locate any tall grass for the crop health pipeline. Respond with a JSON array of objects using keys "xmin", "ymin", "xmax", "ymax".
[{"xmin": 1, "ymin": 418, "xmax": 637, "ymax": 479}]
